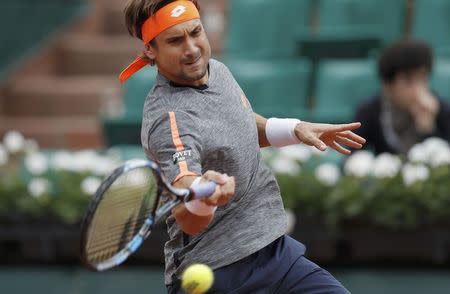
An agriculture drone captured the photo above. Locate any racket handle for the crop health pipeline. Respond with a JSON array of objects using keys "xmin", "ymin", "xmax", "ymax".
[{"xmin": 190, "ymin": 181, "xmax": 217, "ymax": 199}]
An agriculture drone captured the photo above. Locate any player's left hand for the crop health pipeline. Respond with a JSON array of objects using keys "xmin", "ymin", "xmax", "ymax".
[{"xmin": 293, "ymin": 121, "xmax": 366, "ymax": 155}]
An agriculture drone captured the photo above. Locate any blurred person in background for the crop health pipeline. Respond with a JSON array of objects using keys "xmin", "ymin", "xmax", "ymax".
[{"xmin": 354, "ymin": 39, "xmax": 450, "ymax": 155}]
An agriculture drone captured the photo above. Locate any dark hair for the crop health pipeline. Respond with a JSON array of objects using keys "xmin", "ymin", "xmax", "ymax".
[
  {"xmin": 124, "ymin": 0, "xmax": 200, "ymax": 41},
  {"xmin": 377, "ymin": 39, "xmax": 433, "ymax": 83}
]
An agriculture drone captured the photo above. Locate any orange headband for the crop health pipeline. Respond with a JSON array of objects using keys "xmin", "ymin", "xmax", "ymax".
[{"xmin": 119, "ymin": 1, "xmax": 200, "ymax": 83}]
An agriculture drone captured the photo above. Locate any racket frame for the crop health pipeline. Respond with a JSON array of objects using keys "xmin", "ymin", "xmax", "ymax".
[{"xmin": 80, "ymin": 159, "xmax": 190, "ymax": 271}]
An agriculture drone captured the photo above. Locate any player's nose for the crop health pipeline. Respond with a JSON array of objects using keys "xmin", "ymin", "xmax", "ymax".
[{"xmin": 183, "ymin": 37, "xmax": 199, "ymax": 58}]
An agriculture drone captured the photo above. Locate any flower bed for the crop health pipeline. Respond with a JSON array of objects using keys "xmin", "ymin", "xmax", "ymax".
[
  {"xmin": 1, "ymin": 130, "xmax": 449, "ymax": 228},
  {"xmin": 0, "ymin": 131, "xmax": 137, "ymax": 224},
  {"xmin": 265, "ymin": 137, "xmax": 450, "ymax": 230}
]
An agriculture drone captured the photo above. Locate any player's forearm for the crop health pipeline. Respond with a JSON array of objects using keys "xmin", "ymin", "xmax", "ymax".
[
  {"xmin": 172, "ymin": 203, "xmax": 214, "ymax": 235},
  {"xmin": 172, "ymin": 176, "xmax": 213, "ymax": 235},
  {"xmin": 172, "ymin": 175, "xmax": 214, "ymax": 236},
  {"xmin": 255, "ymin": 113, "xmax": 271, "ymax": 147}
]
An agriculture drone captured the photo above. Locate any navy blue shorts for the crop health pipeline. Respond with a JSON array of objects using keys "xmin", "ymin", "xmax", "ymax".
[{"xmin": 167, "ymin": 235, "xmax": 350, "ymax": 293}]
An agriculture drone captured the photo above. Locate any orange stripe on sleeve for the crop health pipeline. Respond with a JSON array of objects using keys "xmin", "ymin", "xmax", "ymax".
[
  {"xmin": 168, "ymin": 112, "xmax": 200, "ymax": 183},
  {"xmin": 169, "ymin": 112, "xmax": 185, "ymax": 151}
]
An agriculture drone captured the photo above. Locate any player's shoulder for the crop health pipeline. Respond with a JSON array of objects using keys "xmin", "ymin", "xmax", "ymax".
[
  {"xmin": 142, "ymin": 99, "xmax": 196, "ymax": 134},
  {"xmin": 143, "ymin": 79, "xmax": 186, "ymax": 114},
  {"xmin": 209, "ymin": 58, "xmax": 232, "ymax": 76},
  {"xmin": 142, "ymin": 86, "xmax": 169, "ymax": 118},
  {"xmin": 141, "ymin": 108, "xmax": 198, "ymax": 151},
  {"xmin": 209, "ymin": 58, "xmax": 225, "ymax": 68}
]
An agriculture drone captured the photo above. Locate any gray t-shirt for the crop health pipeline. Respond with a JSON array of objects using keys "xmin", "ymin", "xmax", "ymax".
[{"xmin": 141, "ymin": 59, "xmax": 288, "ymax": 285}]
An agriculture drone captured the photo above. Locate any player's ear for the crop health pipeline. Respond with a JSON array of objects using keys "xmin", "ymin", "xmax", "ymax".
[{"xmin": 144, "ymin": 43, "xmax": 156, "ymax": 60}]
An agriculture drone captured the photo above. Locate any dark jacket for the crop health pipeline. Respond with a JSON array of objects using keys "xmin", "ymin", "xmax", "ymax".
[{"xmin": 354, "ymin": 95, "xmax": 450, "ymax": 155}]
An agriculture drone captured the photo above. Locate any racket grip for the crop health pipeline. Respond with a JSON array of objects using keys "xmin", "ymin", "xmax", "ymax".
[{"xmin": 190, "ymin": 181, "xmax": 217, "ymax": 199}]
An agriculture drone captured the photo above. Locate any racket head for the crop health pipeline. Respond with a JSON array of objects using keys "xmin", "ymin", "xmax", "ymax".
[{"xmin": 80, "ymin": 159, "xmax": 178, "ymax": 271}]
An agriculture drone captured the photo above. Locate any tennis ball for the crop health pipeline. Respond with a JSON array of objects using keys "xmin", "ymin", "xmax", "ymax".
[{"xmin": 181, "ymin": 263, "xmax": 214, "ymax": 294}]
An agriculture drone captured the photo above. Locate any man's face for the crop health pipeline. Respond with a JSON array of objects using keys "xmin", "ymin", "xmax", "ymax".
[
  {"xmin": 384, "ymin": 67, "xmax": 429, "ymax": 109},
  {"xmin": 145, "ymin": 19, "xmax": 211, "ymax": 86}
]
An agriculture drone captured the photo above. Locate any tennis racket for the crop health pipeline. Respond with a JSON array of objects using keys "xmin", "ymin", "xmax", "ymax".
[{"xmin": 80, "ymin": 159, "xmax": 216, "ymax": 271}]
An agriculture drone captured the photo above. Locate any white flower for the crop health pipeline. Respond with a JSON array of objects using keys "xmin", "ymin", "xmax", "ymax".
[
  {"xmin": 28, "ymin": 178, "xmax": 51, "ymax": 198},
  {"xmin": 24, "ymin": 139, "xmax": 39, "ymax": 154},
  {"xmin": 430, "ymin": 148, "xmax": 450, "ymax": 167},
  {"xmin": 51, "ymin": 151, "xmax": 74, "ymax": 171},
  {"xmin": 271, "ymin": 157, "xmax": 301, "ymax": 176},
  {"xmin": 91, "ymin": 157, "xmax": 120, "ymax": 176},
  {"xmin": 72, "ymin": 151, "xmax": 99, "ymax": 173},
  {"xmin": 344, "ymin": 151, "xmax": 374, "ymax": 177},
  {"xmin": 0, "ymin": 144, "xmax": 8, "ymax": 166},
  {"xmin": 408, "ymin": 137, "xmax": 450, "ymax": 164},
  {"xmin": 279, "ymin": 144, "xmax": 312, "ymax": 162},
  {"xmin": 407, "ymin": 143, "xmax": 428, "ymax": 163},
  {"xmin": 105, "ymin": 147, "xmax": 122, "ymax": 162},
  {"xmin": 315, "ymin": 163, "xmax": 340, "ymax": 186},
  {"xmin": 422, "ymin": 137, "xmax": 450, "ymax": 155},
  {"xmin": 3, "ymin": 130, "xmax": 25, "ymax": 153},
  {"xmin": 24, "ymin": 152, "xmax": 48, "ymax": 175},
  {"xmin": 422, "ymin": 137, "xmax": 450, "ymax": 167},
  {"xmin": 81, "ymin": 177, "xmax": 102, "ymax": 195},
  {"xmin": 402, "ymin": 163, "xmax": 430, "ymax": 187},
  {"xmin": 372, "ymin": 153, "xmax": 402, "ymax": 179}
]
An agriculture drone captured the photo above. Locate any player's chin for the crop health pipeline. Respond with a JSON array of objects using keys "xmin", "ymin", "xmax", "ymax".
[{"xmin": 182, "ymin": 67, "xmax": 208, "ymax": 82}]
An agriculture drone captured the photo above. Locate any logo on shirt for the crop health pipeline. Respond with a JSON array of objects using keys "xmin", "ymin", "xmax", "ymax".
[
  {"xmin": 171, "ymin": 5, "xmax": 187, "ymax": 17},
  {"xmin": 173, "ymin": 149, "xmax": 192, "ymax": 164}
]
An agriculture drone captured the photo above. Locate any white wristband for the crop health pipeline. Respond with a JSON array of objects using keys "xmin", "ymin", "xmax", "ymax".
[
  {"xmin": 265, "ymin": 118, "xmax": 302, "ymax": 147},
  {"xmin": 185, "ymin": 177, "xmax": 217, "ymax": 216}
]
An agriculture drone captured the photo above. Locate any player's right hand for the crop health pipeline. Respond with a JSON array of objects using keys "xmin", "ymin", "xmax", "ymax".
[{"xmin": 200, "ymin": 170, "xmax": 235, "ymax": 206}]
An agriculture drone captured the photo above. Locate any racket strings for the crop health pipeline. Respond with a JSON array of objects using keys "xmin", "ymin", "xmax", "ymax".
[
  {"xmin": 86, "ymin": 200, "xmax": 153, "ymax": 261},
  {"xmin": 85, "ymin": 213, "xmax": 151, "ymax": 255},
  {"xmin": 87, "ymin": 194, "xmax": 173, "ymax": 253},
  {"xmin": 84, "ymin": 168, "xmax": 158, "ymax": 263},
  {"xmin": 85, "ymin": 213, "xmax": 148, "ymax": 241},
  {"xmin": 87, "ymin": 203, "xmax": 148, "ymax": 260}
]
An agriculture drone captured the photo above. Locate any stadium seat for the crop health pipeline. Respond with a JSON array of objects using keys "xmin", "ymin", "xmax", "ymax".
[
  {"xmin": 226, "ymin": 0, "xmax": 312, "ymax": 59},
  {"xmin": 102, "ymin": 116, "xmax": 142, "ymax": 146},
  {"xmin": 0, "ymin": 0, "xmax": 86, "ymax": 78},
  {"xmin": 317, "ymin": 0, "xmax": 405, "ymax": 45},
  {"xmin": 436, "ymin": 47, "xmax": 450, "ymax": 58},
  {"xmin": 311, "ymin": 59, "xmax": 378, "ymax": 123},
  {"xmin": 431, "ymin": 59, "xmax": 450, "ymax": 102},
  {"xmin": 412, "ymin": 0, "xmax": 450, "ymax": 55},
  {"xmin": 102, "ymin": 66, "xmax": 158, "ymax": 146},
  {"xmin": 123, "ymin": 66, "xmax": 158, "ymax": 116},
  {"xmin": 299, "ymin": 0, "xmax": 405, "ymax": 61},
  {"xmin": 226, "ymin": 59, "xmax": 312, "ymax": 119}
]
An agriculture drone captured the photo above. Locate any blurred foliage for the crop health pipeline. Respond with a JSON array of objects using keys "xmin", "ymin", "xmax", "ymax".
[
  {"xmin": 0, "ymin": 132, "xmax": 449, "ymax": 231},
  {"xmin": 268, "ymin": 143, "xmax": 450, "ymax": 230},
  {"xmin": 0, "ymin": 156, "xmax": 91, "ymax": 224},
  {"xmin": 0, "ymin": 131, "xmax": 126, "ymax": 224}
]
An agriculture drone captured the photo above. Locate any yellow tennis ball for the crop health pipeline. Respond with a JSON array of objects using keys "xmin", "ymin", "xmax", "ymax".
[{"xmin": 181, "ymin": 263, "xmax": 214, "ymax": 294}]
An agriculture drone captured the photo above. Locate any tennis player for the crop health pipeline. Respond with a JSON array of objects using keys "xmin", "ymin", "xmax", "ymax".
[{"xmin": 120, "ymin": 1, "xmax": 365, "ymax": 293}]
